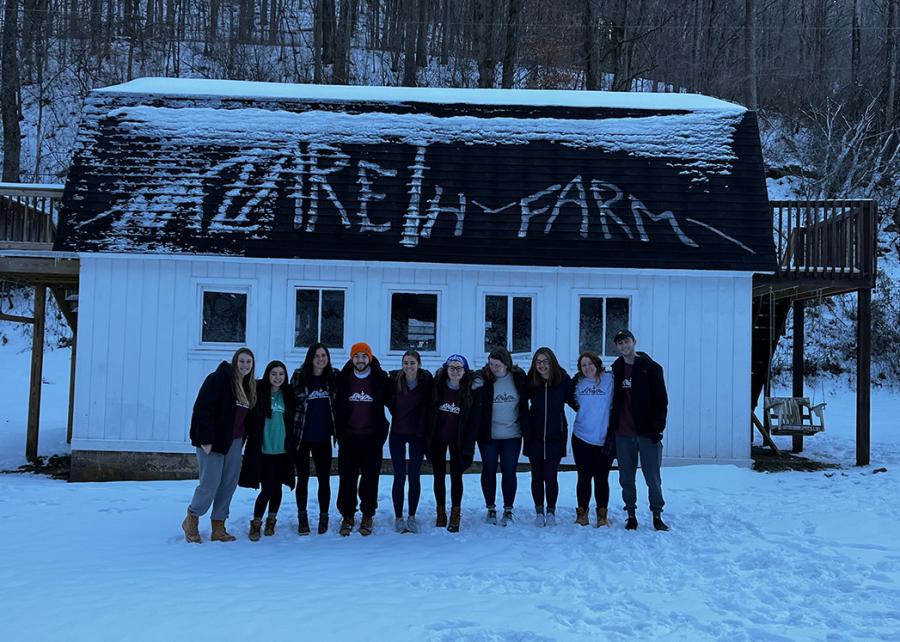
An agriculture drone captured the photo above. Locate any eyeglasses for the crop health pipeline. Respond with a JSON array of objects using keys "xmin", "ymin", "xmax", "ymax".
[
  {"xmin": 535, "ymin": 358, "xmax": 550, "ymax": 365},
  {"xmin": 447, "ymin": 366, "xmax": 465, "ymax": 373}
]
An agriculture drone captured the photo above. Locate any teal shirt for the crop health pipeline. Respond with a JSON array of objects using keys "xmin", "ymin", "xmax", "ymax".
[{"xmin": 261, "ymin": 390, "xmax": 287, "ymax": 455}]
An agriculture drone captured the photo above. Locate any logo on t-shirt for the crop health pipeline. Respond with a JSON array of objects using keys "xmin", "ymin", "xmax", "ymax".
[
  {"xmin": 308, "ymin": 389, "xmax": 329, "ymax": 401},
  {"xmin": 348, "ymin": 392, "xmax": 374, "ymax": 403},
  {"xmin": 581, "ymin": 384, "xmax": 606, "ymax": 396},
  {"xmin": 439, "ymin": 402, "xmax": 461, "ymax": 415},
  {"xmin": 621, "ymin": 378, "xmax": 632, "ymax": 390},
  {"xmin": 494, "ymin": 393, "xmax": 517, "ymax": 403}
]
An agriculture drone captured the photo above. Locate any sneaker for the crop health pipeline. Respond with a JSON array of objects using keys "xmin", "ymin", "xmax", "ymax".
[
  {"xmin": 339, "ymin": 516, "xmax": 354, "ymax": 537},
  {"xmin": 406, "ymin": 516, "xmax": 419, "ymax": 534},
  {"xmin": 486, "ymin": 506, "xmax": 498, "ymax": 525},
  {"xmin": 394, "ymin": 517, "xmax": 406, "ymax": 533},
  {"xmin": 359, "ymin": 515, "xmax": 374, "ymax": 537},
  {"xmin": 534, "ymin": 512, "xmax": 546, "ymax": 528},
  {"xmin": 545, "ymin": 510, "xmax": 556, "ymax": 527},
  {"xmin": 501, "ymin": 508, "xmax": 514, "ymax": 527},
  {"xmin": 625, "ymin": 513, "xmax": 638, "ymax": 531},
  {"xmin": 297, "ymin": 511, "xmax": 310, "ymax": 536},
  {"xmin": 653, "ymin": 514, "xmax": 670, "ymax": 532}
]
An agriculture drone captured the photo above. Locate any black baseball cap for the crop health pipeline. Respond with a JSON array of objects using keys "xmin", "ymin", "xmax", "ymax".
[{"xmin": 613, "ymin": 329, "xmax": 636, "ymax": 343}]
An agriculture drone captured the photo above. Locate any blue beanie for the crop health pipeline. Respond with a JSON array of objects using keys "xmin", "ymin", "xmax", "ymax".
[{"xmin": 444, "ymin": 354, "xmax": 469, "ymax": 371}]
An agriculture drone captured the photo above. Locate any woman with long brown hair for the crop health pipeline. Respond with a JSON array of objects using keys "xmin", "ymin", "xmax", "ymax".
[
  {"xmin": 524, "ymin": 347, "xmax": 571, "ymax": 527},
  {"xmin": 182, "ymin": 347, "xmax": 257, "ymax": 543}
]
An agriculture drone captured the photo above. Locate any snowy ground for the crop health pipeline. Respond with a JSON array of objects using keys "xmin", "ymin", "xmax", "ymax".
[{"xmin": 1, "ymin": 342, "xmax": 899, "ymax": 640}]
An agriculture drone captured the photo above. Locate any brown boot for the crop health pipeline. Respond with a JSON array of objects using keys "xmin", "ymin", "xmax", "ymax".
[
  {"xmin": 182, "ymin": 509, "xmax": 201, "ymax": 543},
  {"xmin": 596, "ymin": 507, "xmax": 609, "ymax": 528},
  {"xmin": 436, "ymin": 506, "xmax": 448, "ymax": 528},
  {"xmin": 264, "ymin": 515, "xmax": 277, "ymax": 536},
  {"xmin": 448, "ymin": 507, "xmax": 461, "ymax": 533},
  {"xmin": 575, "ymin": 507, "xmax": 589, "ymax": 526},
  {"xmin": 248, "ymin": 518, "xmax": 262, "ymax": 541},
  {"xmin": 210, "ymin": 519, "xmax": 237, "ymax": 542},
  {"xmin": 359, "ymin": 515, "xmax": 374, "ymax": 536}
]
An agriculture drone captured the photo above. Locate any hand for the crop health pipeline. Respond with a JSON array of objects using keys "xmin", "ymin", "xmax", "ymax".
[
  {"xmin": 651, "ymin": 433, "xmax": 663, "ymax": 444},
  {"xmin": 201, "ymin": 444, "xmax": 212, "ymax": 455}
]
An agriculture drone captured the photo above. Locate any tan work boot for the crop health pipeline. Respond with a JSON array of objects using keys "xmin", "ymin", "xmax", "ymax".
[
  {"xmin": 248, "ymin": 518, "xmax": 262, "ymax": 541},
  {"xmin": 182, "ymin": 509, "xmax": 201, "ymax": 543},
  {"xmin": 575, "ymin": 507, "xmax": 589, "ymax": 526},
  {"xmin": 596, "ymin": 507, "xmax": 609, "ymax": 528},
  {"xmin": 211, "ymin": 519, "xmax": 237, "ymax": 542},
  {"xmin": 264, "ymin": 515, "xmax": 277, "ymax": 536},
  {"xmin": 359, "ymin": 515, "xmax": 374, "ymax": 536},
  {"xmin": 448, "ymin": 506, "xmax": 461, "ymax": 533},
  {"xmin": 436, "ymin": 505, "xmax": 448, "ymax": 528}
]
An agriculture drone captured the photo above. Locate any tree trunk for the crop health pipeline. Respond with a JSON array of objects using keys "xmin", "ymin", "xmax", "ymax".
[
  {"xmin": 332, "ymin": 0, "xmax": 358, "ymax": 84},
  {"xmin": 851, "ymin": 0, "xmax": 861, "ymax": 87},
  {"xmin": 1, "ymin": 0, "xmax": 21, "ymax": 182},
  {"xmin": 415, "ymin": 0, "xmax": 427, "ymax": 67},
  {"xmin": 743, "ymin": 0, "xmax": 757, "ymax": 108},
  {"xmin": 885, "ymin": 0, "xmax": 898, "ymax": 128},
  {"xmin": 208, "ymin": 0, "xmax": 218, "ymax": 42},
  {"xmin": 313, "ymin": 0, "xmax": 324, "ymax": 82},
  {"xmin": 582, "ymin": 0, "xmax": 602, "ymax": 90},
  {"xmin": 501, "ymin": 0, "xmax": 521, "ymax": 88},
  {"xmin": 475, "ymin": 0, "xmax": 494, "ymax": 88},
  {"xmin": 322, "ymin": 0, "xmax": 336, "ymax": 64},
  {"xmin": 237, "ymin": 0, "xmax": 254, "ymax": 44},
  {"xmin": 401, "ymin": 0, "xmax": 417, "ymax": 86}
]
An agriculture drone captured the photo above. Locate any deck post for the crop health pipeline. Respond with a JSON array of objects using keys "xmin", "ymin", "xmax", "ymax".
[
  {"xmin": 66, "ymin": 334, "xmax": 77, "ymax": 444},
  {"xmin": 26, "ymin": 285, "xmax": 46, "ymax": 463},
  {"xmin": 791, "ymin": 300, "xmax": 805, "ymax": 453},
  {"xmin": 856, "ymin": 288, "xmax": 871, "ymax": 466}
]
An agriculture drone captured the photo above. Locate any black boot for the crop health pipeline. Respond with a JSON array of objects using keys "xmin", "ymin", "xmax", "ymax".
[
  {"xmin": 317, "ymin": 513, "xmax": 329, "ymax": 535},
  {"xmin": 652, "ymin": 513, "xmax": 669, "ymax": 531},
  {"xmin": 625, "ymin": 511, "xmax": 638, "ymax": 530},
  {"xmin": 297, "ymin": 510, "xmax": 311, "ymax": 536}
]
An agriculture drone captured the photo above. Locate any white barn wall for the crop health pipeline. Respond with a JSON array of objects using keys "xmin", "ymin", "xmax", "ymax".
[{"xmin": 72, "ymin": 254, "xmax": 752, "ymax": 466}]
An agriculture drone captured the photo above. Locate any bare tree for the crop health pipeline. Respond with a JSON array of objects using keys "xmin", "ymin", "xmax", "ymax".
[
  {"xmin": 885, "ymin": 0, "xmax": 898, "ymax": 128},
  {"xmin": 1, "ymin": 0, "xmax": 21, "ymax": 182},
  {"xmin": 501, "ymin": 0, "xmax": 521, "ymax": 88},
  {"xmin": 332, "ymin": 0, "xmax": 358, "ymax": 84},
  {"xmin": 401, "ymin": 0, "xmax": 416, "ymax": 86},
  {"xmin": 743, "ymin": 0, "xmax": 757, "ymax": 108}
]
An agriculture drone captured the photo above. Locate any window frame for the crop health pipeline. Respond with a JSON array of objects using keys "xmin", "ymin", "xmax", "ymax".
[
  {"xmin": 477, "ymin": 286, "xmax": 538, "ymax": 359},
  {"xmin": 384, "ymin": 286, "xmax": 445, "ymax": 357},
  {"xmin": 571, "ymin": 290, "xmax": 635, "ymax": 363},
  {"xmin": 287, "ymin": 279, "xmax": 352, "ymax": 359},
  {"xmin": 192, "ymin": 279, "xmax": 255, "ymax": 352}
]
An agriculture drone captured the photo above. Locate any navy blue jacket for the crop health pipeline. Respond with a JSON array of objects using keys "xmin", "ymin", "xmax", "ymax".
[
  {"xmin": 189, "ymin": 361, "xmax": 250, "ymax": 455},
  {"xmin": 238, "ymin": 380, "xmax": 296, "ymax": 491},
  {"xmin": 524, "ymin": 372, "xmax": 571, "ymax": 461},
  {"xmin": 290, "ymin": 367, "xmax": 338, "ymax": 447},
  {"xmin": 610, "ymin": 352, "xmax": 668, "ymax": 441}
]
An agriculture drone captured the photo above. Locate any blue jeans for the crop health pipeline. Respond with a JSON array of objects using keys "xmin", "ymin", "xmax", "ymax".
[
  {"xmin": 479, "ymin": 437, "xmax": 521, "ymax": 509},
  {"xmin": 615, "ymin": 435, "xmax": 665, "ymax": 514},
  {"xmin": 389, "ymin": 432, "xmax": 424, "ymax": 518}
]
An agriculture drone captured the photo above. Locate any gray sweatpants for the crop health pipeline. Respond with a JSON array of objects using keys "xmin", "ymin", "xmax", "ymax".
[
  {"xmin": 615, "ymin": 435, "xmax": 665, "ymax": 515},
  {"xmin": 188, "ymin": 437, "xmax": 243, "ymax": 521}
]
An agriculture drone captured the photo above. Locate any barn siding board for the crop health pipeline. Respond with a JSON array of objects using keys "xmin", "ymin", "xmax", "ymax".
[
  {"xmin": 698, "ymin": 279, "xmax": 719, "ymax": 459},
  {"xmin": 73, "ymin": 257, "xmax": 97, "ymax": 441},
  {"xmin": 120, "ymin": 259, "xmax": 147, "ymax": 442},
  {"xmin": 666, "ymin": 278, "xmax": 688, "ymax": 459},
  {"xmin": 151, "ymin": 260, "xmax": 176, "ymax": 442},
  {"xmin": 715, "ymin": 279, "xmax": 736, "ymax": 459},
  {"xmin": 681, "ymin": 279, "xmax": 704, "ymax": 459}
]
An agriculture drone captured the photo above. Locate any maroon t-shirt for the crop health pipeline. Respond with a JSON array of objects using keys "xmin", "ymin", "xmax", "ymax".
[
  {"xmin": 347, "ymin": 374, "xmax": 376, "ymax": 435},
  {"xmin": 435, "ymin": 385, "xmax": 462, "ymax": 444},
  {"xmin": 617, "ymin": 363, "xmax": 638, "ymax": 437},
  {"xmin": 391, "ymin": 383, "xmax": 423, "ymax": 435},
  {"xmin": 233, "ymin": 402, "xmax": 250, "ymax": 439}
]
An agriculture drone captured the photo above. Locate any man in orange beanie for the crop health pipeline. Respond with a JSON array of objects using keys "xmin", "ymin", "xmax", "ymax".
[{"xmin": 334, "ymin": 342, "xmax": 390, "ymax": 536}]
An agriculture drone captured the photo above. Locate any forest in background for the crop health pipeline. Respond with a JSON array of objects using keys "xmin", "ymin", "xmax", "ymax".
[{"xmin": 0, "ymin": 0, "xmax": 898, "ymax": 379}]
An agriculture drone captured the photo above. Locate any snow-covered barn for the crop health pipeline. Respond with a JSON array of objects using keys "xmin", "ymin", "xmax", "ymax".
[{"xmin": 53, "ymin": 78, "xmax": 776, "ymax": 480}]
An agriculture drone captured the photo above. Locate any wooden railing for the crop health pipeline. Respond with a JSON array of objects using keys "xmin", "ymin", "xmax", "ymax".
[
  {"xmin": 0, "ymin": 183, "xmax": 65, "ymax": 244},
  {"xmin": 771, "ymin": 200, "xmax": 877, "ymax": 287}
]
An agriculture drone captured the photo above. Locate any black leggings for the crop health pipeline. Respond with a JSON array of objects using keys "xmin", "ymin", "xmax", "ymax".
[
  {"xmin": 295, "ymin": 440, "xmax": 333, "ymax": 514},
  {"xmin": 431, "ymin": 440, "xmax": 465, "ymax": 508},
  {"xmin": 572, "ymin": 434, "xmax": 613, "ymax": 509},
  {"xmin": 254, "ymin": 454, "xmax": 288, "ymax": 518},
  {"xmin": 528, "ymin": 456, "xmax": 561, "ymax": 510}
]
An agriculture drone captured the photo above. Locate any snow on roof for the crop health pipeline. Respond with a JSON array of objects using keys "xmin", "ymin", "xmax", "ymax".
[{"xmin": 96, "ymin": 77, "xmax": 746, "ymax": 113}]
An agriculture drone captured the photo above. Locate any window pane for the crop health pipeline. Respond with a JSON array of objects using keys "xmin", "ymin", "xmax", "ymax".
[
  {"xmin": 579, "ymin": 297, "xmax": 603, "ymax": 354},
  {"xmin": 484, "ymin": 295, "xmax": 508, "ymax": 352},
  {"xmin": 294, "ymin": 289, "xmax": 319, "ymax": 348},
  {"xmin": 391, "ymin": 293, "xmax": 437, "ymax": 351},
  {"xmin": 511, "ymin": 297, "xmax": 532, "ymax": 353},
  {"xmin": 202, "ymin": 291, "xmax": 247, "ymax": 343},
  {"xmin": 320, "ymin": 290, "xmax": 345, "ymax": 348},
  {"xmin": 605, "ymin": 298, "xmax": 630, "ymax": 355}
]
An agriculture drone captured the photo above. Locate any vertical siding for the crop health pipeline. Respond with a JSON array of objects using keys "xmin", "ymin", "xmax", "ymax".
[{"xmin": 73, "ymin": 256, "xmax": 752, "ymax": 464}]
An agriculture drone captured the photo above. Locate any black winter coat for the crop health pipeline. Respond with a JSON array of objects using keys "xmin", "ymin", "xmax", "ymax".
[
  {"xmin": 189, "ymin": 361, "xmax": 248, "ymax": 455},
  {"xmin": 290, "ymin": 367, "xmax": 338, "ymax": 447},
  {"xmin": 475, "ymin": 367, "xmax": 531, "ymax": 445},
  {"xmin": 524, "ymin": 372, "xmax": 571, "ymax": 461},
  {"xmin": 609, "ymin": 352, "xmax": 668, "ymax": 441},
  {"xmin": 387, "ymin": 369, "xmax": 434, "ymax": 438},
  {"xmin": 334, "ymin": 358, "xmax": 391, "ymax": 444},
  {"xmin": 424, "ymin": 370, "xmax": 483, "ymax": 470},
  {"xmin": 239, "ymin": 383, "xmax": 296, "ymax": 490}
]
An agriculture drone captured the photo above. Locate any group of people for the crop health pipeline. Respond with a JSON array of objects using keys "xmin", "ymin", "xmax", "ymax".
[{"xmin": 180, "ymin": 329, "xmax": 670, "ymax": 543}]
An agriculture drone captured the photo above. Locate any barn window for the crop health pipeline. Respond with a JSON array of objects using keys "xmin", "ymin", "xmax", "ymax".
[
  {"xmin": 579, "ymin": 296, "xmax": 630, "ymax": 356},
  {"xmin": 295, "ymin": 289, "xmax": 346, "ymax": 349},
  {"xmin": 390, "ymin": 293, "xmax": 438, "ymax": 352},
  {"xmin": 201, "ymin": 290, "xmax": 247, "ymax": 343},
  {"xmin": 484, "ymin": 295, "xmax": 532, "ymax": 354}
]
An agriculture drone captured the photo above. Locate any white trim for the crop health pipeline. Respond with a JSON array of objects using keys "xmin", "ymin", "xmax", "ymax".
[
  {"xmin": 77, "ymin": 252, "xmax": 770, "ymax": 278},
  {"xmin": 192, "ymin": 278, "xmax": 256, "ymax": 351},
  {"xmin": 384, "ymin": 285, "xmax": 446, "ymax": 357},
  {"xmin": 286, "ymin": 278, "xmax": 353, "ymax": 357},
  {"xmin": 72, "ymin": 439, "xmax": 195, "ymax": 454},
  {"xmin": 570, "ymin": 289, "xmax": 636, "ymax": 364},
  {"xmin": 477, "ymin": 286, "xmax": 540, "ymax": 359}
]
